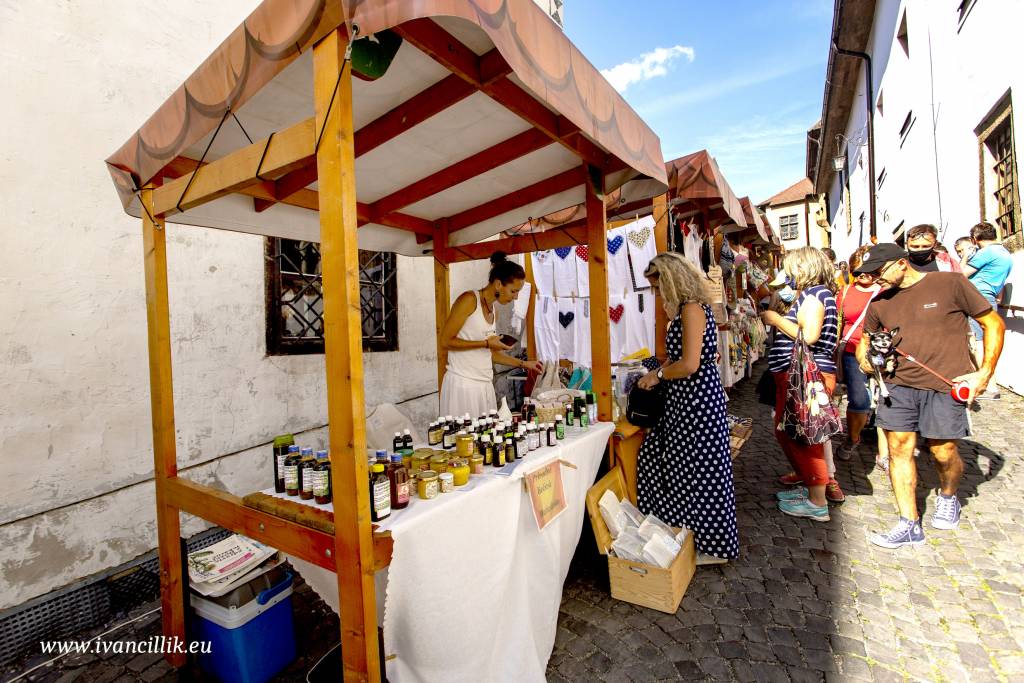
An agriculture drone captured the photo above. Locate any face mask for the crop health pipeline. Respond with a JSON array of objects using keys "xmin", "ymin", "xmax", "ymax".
[
  {"xmin": 908, "ymin": 247, "xmax": 934, "ymax": 265},
  {"xmin": 777, "ymin": 286, "xmax": 796, "ymax": 304}
]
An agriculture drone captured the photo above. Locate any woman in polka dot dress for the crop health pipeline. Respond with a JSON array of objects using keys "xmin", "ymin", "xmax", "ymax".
[{"xmin": 635, "ymin": 253, "xmax": 739, "ymax": 564}]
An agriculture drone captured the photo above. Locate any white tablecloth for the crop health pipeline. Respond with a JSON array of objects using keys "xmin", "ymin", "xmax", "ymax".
[{"xmin": 264, "ymin": 422, "xmax": 614, "ymax": 683}]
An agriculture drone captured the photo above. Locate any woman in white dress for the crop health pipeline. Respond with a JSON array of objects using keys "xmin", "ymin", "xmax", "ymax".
[{"xmin": 439, "ymin": 252, "xmax": 543, "ymax": 417}]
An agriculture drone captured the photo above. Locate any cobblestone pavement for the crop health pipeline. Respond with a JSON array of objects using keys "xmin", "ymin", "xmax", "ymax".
[
  {"xmin": 5, "ymin": 367, "xmax": 1022, "ymax": 683},
  {"xmin": 546, "ymin": 370, "xmax": 1024, "ymax": 682}
]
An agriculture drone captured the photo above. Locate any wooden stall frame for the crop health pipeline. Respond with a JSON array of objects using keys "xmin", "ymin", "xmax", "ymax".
[{"xmin": 126, "ymin": 7, "xmax": 673, "ymax": 680}]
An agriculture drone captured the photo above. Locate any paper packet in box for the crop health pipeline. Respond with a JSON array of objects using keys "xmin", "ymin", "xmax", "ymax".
[
  {"xmin": 637, "ymin": 514, "xmax": 677, "ymax": 542},
  {"xmin": 610, "ymin": 527, "xmax": 645, "ymax": 563},
  {"xmin": 598, "ymin": 490, "xmax": 628, "ymax": 539},
  {"xmin": 641, "ymin": 534, "xmax": 679, "ymax": 569},
  {"xmin": 618, "ymin": 499, "xmax": 645, "ymax": 528}
]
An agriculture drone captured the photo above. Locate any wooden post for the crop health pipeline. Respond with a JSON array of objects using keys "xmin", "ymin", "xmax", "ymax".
[
  {"xmin": 314, "ymin": 28, "xmax": 380, "ymax": 682},
  {"xmin": 584, "ymin": 167, "xmax": 612, "ymax": 421},
  {"xmin": 434, "ymin": 221, "xmax": 451, "ymax": 395},
  {"xmin": 524, "ymin": 253, "xmax": 538, "ymax": 363},
  {"xmin": 141, "ymin": 184, "xmax": 186, "ymax": 667},
  {"xmin": 652, "ymin": 193, "xmax": 669, "ymax": 363}
]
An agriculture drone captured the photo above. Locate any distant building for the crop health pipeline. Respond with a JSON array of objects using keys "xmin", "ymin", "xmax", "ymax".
[
  {"xmin": 533, "ymin": 0, "xmax": 565, "ymax": 26},
  {"xmin": 758, "ymin": 178, "xmax": 830, "ymax": 251},
  {"xmin": 808, "ymin": 0, "xmax": 1024, "ymax": 392}
]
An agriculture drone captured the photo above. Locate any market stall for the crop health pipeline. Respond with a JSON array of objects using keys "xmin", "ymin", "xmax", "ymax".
[{"xmin": 105, "ymin": 2, "xmax": 667, "ymax": 680}]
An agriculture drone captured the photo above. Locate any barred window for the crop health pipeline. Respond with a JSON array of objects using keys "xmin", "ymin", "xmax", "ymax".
[
  {"xmin": 977, "ymin": 96, "xmax": 1020, "ymax": 242},
  {"xmin": 779, "ymin": 214, "xmax": 799, "ymax": 240},
  {"xmin": 266, "ymin": 240, "xmax": 398, "ymax": 355}
]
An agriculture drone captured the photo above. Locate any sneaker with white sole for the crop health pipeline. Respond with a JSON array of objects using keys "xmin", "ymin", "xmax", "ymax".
[
  {"xmin": 696, "ymin": 553, "xmax": 729, "ymax": 566},
  {"xmin": 869, "ymin": 517, "xmax": 925, "ymax": 549},
  {"xmin": 776, "ymin": 487, "xmax": 808, "ymax": 501},
  {"xmin": 778, "ymin": 498, "xmax": 830, "ymax": 522},
  {"xmin": 931, "ymin": 492, "xmax": 962, "ymax": 530}
]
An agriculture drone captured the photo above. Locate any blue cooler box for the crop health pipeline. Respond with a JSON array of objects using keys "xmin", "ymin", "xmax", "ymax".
[{"xmin": 190, "ymin": 570, "xmax": 297, "ymax": 683}]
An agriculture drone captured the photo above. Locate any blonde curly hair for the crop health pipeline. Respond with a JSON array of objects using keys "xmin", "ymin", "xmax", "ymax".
[
  {"xmin": 643, "ymin": 252, "xmax": 711, "ymax": 316},
  {"xmin": 782, "ymin": 246, "xmax": 836, "ymax": 293}
]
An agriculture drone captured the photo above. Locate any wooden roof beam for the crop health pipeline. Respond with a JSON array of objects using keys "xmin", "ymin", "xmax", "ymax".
[
  {"xmin": 443, "ymin": 226, "xmax": 588, "ymax": 263},
  {"xmin": 395, "ymin": 19, "xmax": 610, "ymax": 170},
  {"xmin": 447, "ymin": 166, "xmax": 585, "ymax": 232},
  {"xmin": 370, "ymin": 128, "xmax": 554, "ymax": 218}
]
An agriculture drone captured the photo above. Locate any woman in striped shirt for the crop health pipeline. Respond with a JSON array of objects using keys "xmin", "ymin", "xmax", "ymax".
[{"xmin": 760, "ymin": 247, "xmax": 840, "ymax": 522}]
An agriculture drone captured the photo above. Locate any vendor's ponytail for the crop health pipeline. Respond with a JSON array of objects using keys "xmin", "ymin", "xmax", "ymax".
[{"xmin": 488, "ymin": 251, "xmax": 526, "ymax": 284}]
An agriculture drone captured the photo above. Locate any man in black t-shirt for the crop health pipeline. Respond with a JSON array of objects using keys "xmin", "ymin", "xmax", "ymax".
[{"xmin": 855, "ymin": 244, "xmax": 1004, "ymax": 550}]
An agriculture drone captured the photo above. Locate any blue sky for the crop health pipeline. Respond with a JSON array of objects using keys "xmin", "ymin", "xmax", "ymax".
[{"xmin": 562, "ymin": 0, "xmax": 834, "ymax": 204}]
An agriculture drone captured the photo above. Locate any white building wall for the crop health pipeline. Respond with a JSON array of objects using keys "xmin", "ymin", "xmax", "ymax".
[
  {"xmin": 764, "ymin": 199, "xmax": 829, "ymax": 252},
  {"xmin": 824, "ymin": 0, "xmax": 1024, "ymax": 390},
  {"xmin": 0, "ymin": 2, "xmax": 491, "ymax": 609}
]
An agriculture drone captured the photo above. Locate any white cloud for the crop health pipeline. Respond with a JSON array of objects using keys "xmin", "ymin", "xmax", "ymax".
[{"xmin": 600, "ymin": 45, "xmax": 695, "ymax": 93}]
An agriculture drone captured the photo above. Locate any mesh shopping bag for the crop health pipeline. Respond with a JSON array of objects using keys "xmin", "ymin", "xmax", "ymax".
[{"xmin": 779, "ymin": 332, "xmax": 843, "ymax": 445}]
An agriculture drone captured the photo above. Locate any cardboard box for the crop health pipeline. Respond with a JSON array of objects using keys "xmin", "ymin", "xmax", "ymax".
[{"xmin": 585, "ymin": 467, "xmax": 696, "ymax": 614}]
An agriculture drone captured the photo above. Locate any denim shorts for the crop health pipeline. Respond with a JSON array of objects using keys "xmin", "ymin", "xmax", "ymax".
[
  {"xmin": 842, "ymin": 351, "xmax": 872, "ymax": 413},
  {"xmin": 968, "ymin": 294, "xmax": 997, "ymax": 340},
  {"xmin": 876, "ymin": 384, "xmax": 969, "ymax": 440}
]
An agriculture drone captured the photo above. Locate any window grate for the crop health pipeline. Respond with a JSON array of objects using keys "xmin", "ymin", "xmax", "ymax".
[
  {"xmin": 266, "ymin": 240, "xmax": 399, "ymax": 354},
  {"xmin": 990, "ymin": 120, "xmax": 1019, "ymax": 239},
  {"xmin": 779, "ymin": 214, "xmax": 799, "ymax": 240}
]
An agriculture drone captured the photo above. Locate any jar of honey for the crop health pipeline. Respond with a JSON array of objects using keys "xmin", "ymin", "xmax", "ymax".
[
  {"xmin": 430, "ymin": 454, "xmax": 449, "ymax": 473},
  {"xmin": 411, "ymin": 450, "xmax": 432, "ymax": 472},
  {"xmin": 449, "ymin": 459, "xmax": 470, "ymax": 486},
  {"xmin": 468, "ymin": 455, "xmax": 484, "ymax": 475},
  {"xmin": 455, "ymin": 432, "xmax": 475, "ymax": 458},
  {"xmin": 416, "ymin": 470, "xmax": 439, "ymax": 499},
  {"xmin": 439, "ymin": 472, "xmax": 454, "ymax": 494}
]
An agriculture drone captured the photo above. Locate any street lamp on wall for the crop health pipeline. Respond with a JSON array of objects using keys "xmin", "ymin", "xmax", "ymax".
[{"xmin": 832, "ymin": 155, "xmax": 846, "ymax": 172}]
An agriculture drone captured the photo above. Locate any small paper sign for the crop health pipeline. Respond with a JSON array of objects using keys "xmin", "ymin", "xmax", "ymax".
[{"xmin": 524, "ymin": 461, "xmax": 568, "ymax": 530}]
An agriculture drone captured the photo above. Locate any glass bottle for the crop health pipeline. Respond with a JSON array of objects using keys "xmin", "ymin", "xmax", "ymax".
[
  {"xmin": 443, "ymin": 421, "xmax": 457, "ymax": 450},
  {"xmin": 392, "ymin": 431, "xmax": 403, "ymax": 453},
  {"xmin": 313, "ymin": 450, "xmax": 332, "ymax": 505},
  {"xmin": 388, "ymin": 453, "xmax": 410, "ymax": 510},
  {"xmin": 546, "ymin": 423, "xmax": 557, "ymax": 447},
  {"xmin": 370, "ymin": 464, "xmax": 391, "ymax": 521},
  {"xmin": 283, "ymin": 445, "xmax": 302, "ymax": 496},
  {"xmin": 555, "ymin": 415, "xmax": 565, "ymax": 440}
]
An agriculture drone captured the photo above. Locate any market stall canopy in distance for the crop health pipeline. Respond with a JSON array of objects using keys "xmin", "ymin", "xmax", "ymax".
[
  {"xmin": 508, "ymin": 148, "xmax": 748, "ymax": 236},
  {"xmin": 104, "ymin": 0, "xmax": 668, "ymax": 256}
]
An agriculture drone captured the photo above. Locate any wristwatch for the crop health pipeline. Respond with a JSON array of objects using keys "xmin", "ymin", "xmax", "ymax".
[{"xmin": 656, "ymin": 368, "xmax": 665, "ymax": 380}]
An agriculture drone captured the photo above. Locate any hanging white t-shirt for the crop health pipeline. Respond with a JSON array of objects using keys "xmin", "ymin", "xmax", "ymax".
[
  {"xmin": 574, "ymin": 245, "xmax": 590, "ymax": 297},
  {"xmin": 625, "ymin": 216, "xmax": 657, "ymax": 290},
  {"xmin": 556, "ymin": 297, "xmax": 577, "ymax": 362},
  {"xmin": 531, "ymin": 251, "xmax": 555, "ymax": 297},
  {"xmin": 552, "ymin": 247, "xmax": 578, "ymax": 297},
  {"xmin": 608, "ymin": 293, "xmax": 629, "ymax": 363},
  {"xmin": 605, "ymin": 226, "xmax": 631, "ymax": 299},
  {"xmin": 622, "ymin": 291, "xmax": 656, "ymax": 358},
  {"xmin": 532, "ymin": 295, "xmax": 560, "ymax": 363}
]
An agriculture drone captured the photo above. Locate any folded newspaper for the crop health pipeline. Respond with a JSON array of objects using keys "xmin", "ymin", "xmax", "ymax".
[{"xmin": 187, "ymin": 535, "xmax": 275, "ymax": 595}]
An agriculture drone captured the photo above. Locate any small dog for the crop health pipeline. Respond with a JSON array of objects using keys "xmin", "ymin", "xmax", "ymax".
[{"xmin": 866, "ymin": 327, "xmax": 899, "ymax": 399}]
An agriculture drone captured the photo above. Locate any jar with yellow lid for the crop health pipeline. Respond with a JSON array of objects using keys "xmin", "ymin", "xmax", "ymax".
[
  {"xmin": 429, "ymin": 454, "xmax": 449, "ymax": 473},
  {"xmin": 468, "ymin": 454, "xmax": 484, "ymax": 475},
  {"xmin": 449, "ymin": 459, "xmax": 470, "ymax": 486},
  {"xmin": 455, "ymin": 432, "xmax": 475, "ymax": 458},
  {"xmin": 416, "ymin": 470, "xmax": 439, "ymax": 500}
]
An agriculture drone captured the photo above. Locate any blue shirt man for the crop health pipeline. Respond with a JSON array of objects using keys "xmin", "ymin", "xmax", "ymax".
[{"xmin": 959, "ymin": 222, "xmax": 1013, "ymax": 346}]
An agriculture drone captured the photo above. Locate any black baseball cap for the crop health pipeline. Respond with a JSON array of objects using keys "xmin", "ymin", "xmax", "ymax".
[{"xmin": 854, "ymin": 243, "xmax": 907, "ymax": 274}]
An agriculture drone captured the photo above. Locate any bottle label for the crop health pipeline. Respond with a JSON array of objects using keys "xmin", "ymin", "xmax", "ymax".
[
  {"xmin": 581, "ymin": 413, "xmax": 589, "ymax": 428},
  {"xmin": 302, "ymin": 467, "xmax": 314, "ymax": 492},
  {"xmin": 312, "ymin": 471, "xmax": 330, "ymax": 497},
  {"xmin": 284, "ymin": 465, "xmax": 299, "ymax": 489},
  {"xmin": 276, "ymin": 455, "xmax": 286, "ymax": 480},
  {"xmin": 374, "ymin": 480, "xmax": 391, "ymax": 517},
  {"xmin": 556, "ymin": 424, "xmax": 565, "ymax": 439},
  {"xmin": 397, "ymin": 481, "xmax": 410, "ymax": 504}
]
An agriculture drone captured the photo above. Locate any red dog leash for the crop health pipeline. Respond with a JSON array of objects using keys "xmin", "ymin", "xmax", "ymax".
[{"xmin": 892, "ymin": 347, "xmax": 954, "ymax": 387}]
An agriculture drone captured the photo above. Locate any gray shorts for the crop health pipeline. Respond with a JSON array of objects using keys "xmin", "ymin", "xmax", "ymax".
[{"xmin": 876, "ymin": 385, "xmax": 969, "ymax": 440}]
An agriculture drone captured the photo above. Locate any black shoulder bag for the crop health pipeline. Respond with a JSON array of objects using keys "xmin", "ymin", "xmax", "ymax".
[{"xmin": 626, "ymin": 382, "xmax": 665, "ymax": 428}]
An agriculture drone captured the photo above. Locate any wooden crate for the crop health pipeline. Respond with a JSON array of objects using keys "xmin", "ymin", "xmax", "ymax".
[
  {"xmin": 585, "ymin": 468, "xmax": 696, "ymax": 614},
  {"xmin": 729, "ymin": 420, "xmax": 753, "ymax": 460}
]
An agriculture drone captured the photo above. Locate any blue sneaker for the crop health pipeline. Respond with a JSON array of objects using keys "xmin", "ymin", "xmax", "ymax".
[
  {"xmin": 870, "ymin": 517, "xmax": 925, "ymax": 549},
  {"xmin": 776, "ymin": 487, "xmax": 808, "ymax": 501},
  {"xmin": 778, "ymin": 498, "xmax": 830, "ymax": 522},
  {"xmin": 931, "ymin": 492, "xmax": 962, "ymax": 530}
]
